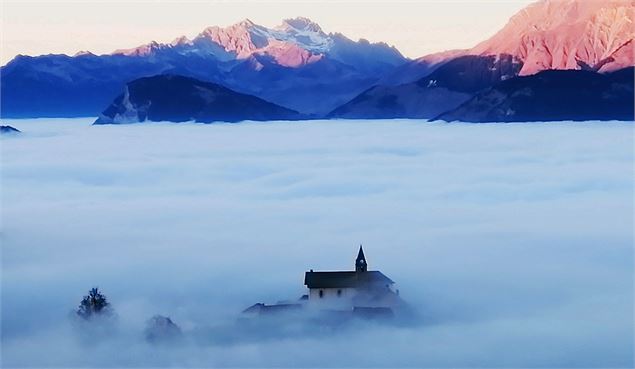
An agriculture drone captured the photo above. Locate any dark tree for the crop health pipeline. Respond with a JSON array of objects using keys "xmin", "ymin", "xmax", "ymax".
[{"xmin": 77, "ymin": 287, "xmax": 112, "ymax": 319}]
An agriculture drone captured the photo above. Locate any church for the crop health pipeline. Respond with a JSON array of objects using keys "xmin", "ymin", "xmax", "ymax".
[
  {"xmin": 243, "ymin": 246, "xmax": 403, "ymax": 319},
  {"xmin": 303, "ymin": 246, "xmax": 400, "ymax": 312}
]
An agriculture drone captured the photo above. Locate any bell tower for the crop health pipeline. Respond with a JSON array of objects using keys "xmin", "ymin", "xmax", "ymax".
[{"xmin": 355, "ymin": 245, "xmax": 367, "ymax": 272}]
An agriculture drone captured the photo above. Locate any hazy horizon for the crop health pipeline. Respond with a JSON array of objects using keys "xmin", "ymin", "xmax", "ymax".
[{"xmin": 1, "ymin": 0, "xmax": 534, "ymax": 65}]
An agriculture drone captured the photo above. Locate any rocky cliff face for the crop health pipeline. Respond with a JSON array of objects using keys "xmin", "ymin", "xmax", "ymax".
[
  {"xmin": 470, "ymin": 0, "xmax": 635, "ymax": 75},
  {"xmin": 373, "ymin": 0, "xmax": 634, "ymax": 89}
]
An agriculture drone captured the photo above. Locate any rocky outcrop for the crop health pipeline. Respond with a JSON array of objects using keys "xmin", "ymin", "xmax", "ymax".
[
  {"xmin": 94, "ymin": 75, "xmax": 300, "ymax": 124},
  {"xmin": 436, "ymin": 68, "xmax": 634, "ymax": 122},
  {"xmin": 144, "ymin": 315, "xmax": 182, "ymax": 344},
  {"xmin": 0, "ymin": 125, "xmax": 21, "ymax": 134}
]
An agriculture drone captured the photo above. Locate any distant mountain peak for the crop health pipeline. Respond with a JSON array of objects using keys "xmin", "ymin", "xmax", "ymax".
[
  {"xmin": 237, "ymin": 18, "xmax": 256, "ymax": 27},
  {"xmin": 196, "ymin": 20, "xmax": 269, "ymax": 58},
  {"xmin": 278, "ymin": 17, "xmax": 324, "ymax": 33},
  {"xmin": 112, "ymin": 40, "xmax": 166, "ymax": 56},
  {"xmin": 171, "ymin": 35, "xmax": 190, "ymax": 46},
  {"xmin": 73, "ymin": 50, "xmax": 95, "ymax": 57},
  {"xmin": 107, "ymin": 17, "xmax": 405, "ymax": 69}
]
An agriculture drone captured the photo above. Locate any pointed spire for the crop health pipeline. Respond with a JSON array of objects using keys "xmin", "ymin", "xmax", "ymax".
[
  {"xmin": 357, "ymin": 244, "xmax": 365, "ymax": 260},
  {"xmin": 355, "ymin": 244, "xmax": 367, "ymax": 272}
]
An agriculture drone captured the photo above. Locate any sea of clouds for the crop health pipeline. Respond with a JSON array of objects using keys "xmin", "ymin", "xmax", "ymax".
[{"xmin": 1, "ymin": 118, "xmax": 633, "ymax": 367}]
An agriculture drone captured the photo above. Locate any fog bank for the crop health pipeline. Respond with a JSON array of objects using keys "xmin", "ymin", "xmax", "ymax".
[{"xmin": 1, "ymin": 118, "xmax": 633, "ymax": 367}]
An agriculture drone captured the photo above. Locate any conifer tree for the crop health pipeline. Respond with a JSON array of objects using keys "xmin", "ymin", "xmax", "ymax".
[{"xmin": 76, "ymin": 287, "xmax": 112, "ymax": 319}]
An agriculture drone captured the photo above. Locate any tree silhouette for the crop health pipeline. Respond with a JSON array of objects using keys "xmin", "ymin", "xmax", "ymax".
[{"xmin": 76, "ymin": 287, "xmax": 112, "ymax": 319}]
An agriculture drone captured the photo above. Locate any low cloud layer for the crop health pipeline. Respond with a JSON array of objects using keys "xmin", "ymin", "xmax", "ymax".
[{"xmin": 1, "ymin": 118, "xmax": 633, "ymax": 367}]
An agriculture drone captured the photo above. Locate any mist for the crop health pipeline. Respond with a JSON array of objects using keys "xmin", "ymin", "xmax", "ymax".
[{"xmin": 1, "ymin": 118, "xmax": 633, "ymax": 367}]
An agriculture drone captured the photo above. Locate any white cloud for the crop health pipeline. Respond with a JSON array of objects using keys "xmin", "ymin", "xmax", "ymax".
[{"xmin": 1, "ymin": 118, "xmax": 633, "ymax": 367}]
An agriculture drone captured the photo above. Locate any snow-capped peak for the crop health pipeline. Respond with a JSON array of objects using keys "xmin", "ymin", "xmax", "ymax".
[
  {"xmin": 73, "ymin": 50, "xmax": 95, "ymax": 57},
  {"xmin": 107, "ymin": 17, "xmax": 404, "ymax": 69},
  {"xmin": 278, "ymin": 17, "xmax": 324, "ymax": 34},
  {"xmin": 192, "ymin": 17, "xmax": 332, "ymax": 56},
  {"xmin": 268, "ymin": 17, "xmax": 331, "ymax": 53},
  {"xmin": 171, "ymin": 35, "xmax": 191, "ymax": 46},
  {"xmin": 112, "ymin": 40, "xmax": 166, "ymax": 56}
]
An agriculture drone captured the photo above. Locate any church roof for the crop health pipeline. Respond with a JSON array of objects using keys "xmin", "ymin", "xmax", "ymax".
[
  {"xmin": 304, "ymin": 270, "xmax": 394, "ymax": 289},
  {"xmin": 242, "ymin": 303, "xmax": 302, "ymax": 315}
]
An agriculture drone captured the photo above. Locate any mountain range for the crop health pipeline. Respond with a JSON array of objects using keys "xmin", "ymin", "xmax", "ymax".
[
  {"xmin": 329, "ymin": 0, "xmax": 634, "ymax": 120},
  {"xmin": 1, "ymin": 17, "xmax": 404, "ymax": 118},
  {"xmin": 1, "ymin": 0, "xmax": 633, "ymax": 123}
]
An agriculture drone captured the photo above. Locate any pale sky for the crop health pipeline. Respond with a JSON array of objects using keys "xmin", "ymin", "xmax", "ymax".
[{"xmin": 1, "ymin": 0, "xmax": 534, "ymax": 65}]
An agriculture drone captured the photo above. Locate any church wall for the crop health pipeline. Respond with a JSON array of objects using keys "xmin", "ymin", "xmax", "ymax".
[{"xmin": 308, "ymin": 287, "xmax": 356, "ymax": 309}]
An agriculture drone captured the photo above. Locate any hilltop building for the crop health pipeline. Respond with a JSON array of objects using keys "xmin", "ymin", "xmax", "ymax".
[{"xmin": 243, "ymin": 246, "xmax": 403, "ymax": 319}]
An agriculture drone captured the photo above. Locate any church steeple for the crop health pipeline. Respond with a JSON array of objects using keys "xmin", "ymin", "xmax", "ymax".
[{"xmin": 355, "ymin": 245, "xmax": 367, "ymax": 272}]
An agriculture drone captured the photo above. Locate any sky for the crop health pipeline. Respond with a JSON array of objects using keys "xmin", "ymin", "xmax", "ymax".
[
  {"xmin": 1, "ymin": 0, "xmax": 534, "ymax": 65},
  {"xmin": 1, "ymin": 118, "xmax": 633, "ymax": 367}
]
